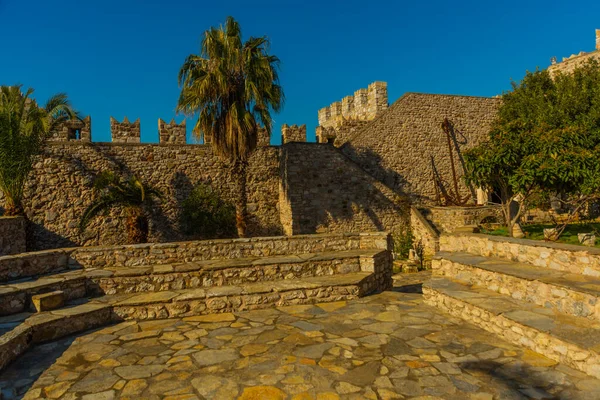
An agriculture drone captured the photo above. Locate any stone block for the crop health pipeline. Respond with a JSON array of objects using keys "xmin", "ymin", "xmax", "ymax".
[{"xmin": 31, "ymin": 291, "xmax": 65, "ymax": 312}]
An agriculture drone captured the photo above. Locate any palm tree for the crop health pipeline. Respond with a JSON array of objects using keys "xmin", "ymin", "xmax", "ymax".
[
  {"xmin": 79, "ymin": 171, "xmax": 163, "ymax": 244},
  {"xmin": 176, "ymin": 16, "xmax": 284, "ymax": 237},
  {"xmin": 0, "ymin": 85, "xmax": 78, "ymax": 215}
]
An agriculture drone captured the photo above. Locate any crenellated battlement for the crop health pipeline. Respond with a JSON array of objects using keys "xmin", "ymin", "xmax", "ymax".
[
  {"xmin": 158, "ymin": 118, "xmax": 186, "ymax": 144},
  {"xmin": 281, "ymin": 124, "xmax": 306, "ymax": 144},
  {"xmin": 110, "ymin": 116, "xmax": 141, "ymax": 143},
  {"xmin": 317, "ymin": 81, "xmax": 388, "ymax": 129},
  {"xmin": 548, "ymin": 29, "xmax": 600, "ymax": 76},
  {"xmin": 49, "ymin": 116, "xmax": 92, "ymax": 142}
]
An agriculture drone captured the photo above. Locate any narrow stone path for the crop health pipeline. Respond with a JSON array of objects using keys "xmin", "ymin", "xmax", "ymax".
[{"xmin": 1, "ymin": 272, "xmax": 599, "ymax": 399}]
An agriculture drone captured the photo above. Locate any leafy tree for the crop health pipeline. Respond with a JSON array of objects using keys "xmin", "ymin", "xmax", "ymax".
[
  {"xmin": 465, "ymin": 60, "xmax": 600, "ymax": 237},
  {"xmin": 176, "ymin": 16, "xmax": 284, "ymax": 237},
  {"xmin": 79, "ymin": 171, "xmax": 163, "ymax": 244},
  {"xmin": 180, "ymin": 181, "xmax": 236, "ymax": 238},
  {"xmin": 0, "ymin": 85, "xmax": 78, "ymax": 215}
]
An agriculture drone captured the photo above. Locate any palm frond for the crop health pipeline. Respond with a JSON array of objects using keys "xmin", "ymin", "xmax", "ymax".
[
  {"xmin": 0, "ymin": 85, "xmax": 78, "ymax": 215},
  {"xmin": 176, "ymin": 16, "xmax": 284, "ymax": 162},
  {"xmin": 79, "ymin": 172, "xmax": 163, "ymax": 232}
]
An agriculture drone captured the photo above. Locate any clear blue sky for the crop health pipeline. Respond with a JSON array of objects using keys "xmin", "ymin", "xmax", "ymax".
[{"xmin": 1, "ymin": 0, "xmax": 599, "ymax": 144}]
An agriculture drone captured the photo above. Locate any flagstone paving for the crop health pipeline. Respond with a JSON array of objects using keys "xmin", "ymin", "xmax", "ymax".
[{"xmin": 1, "ymin": 271, "xmax": 600, "ymax": 399}]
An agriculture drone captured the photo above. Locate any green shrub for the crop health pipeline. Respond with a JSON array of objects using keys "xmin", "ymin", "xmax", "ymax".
[
  {"xmin": 393, "ymin": 230, "xmax": 414, "ymax": 259},
  {"xmin": 180, "ymin": 182, "xmax": 236, "ymax": 238}
]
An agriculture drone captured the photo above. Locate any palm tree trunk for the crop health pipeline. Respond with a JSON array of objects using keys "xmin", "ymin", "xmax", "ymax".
[
  {"xmin": 126, "ymin": 207, "xmax": 149, "ymax": 244},
  {"xmin": 233, "ymin": 160, "xmax": 248, "ymax": 238}
]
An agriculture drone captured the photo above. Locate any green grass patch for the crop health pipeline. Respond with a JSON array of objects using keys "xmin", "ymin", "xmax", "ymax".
[{"xmin": 481, "ymin": 223, "xmax": 600, "ymax": 248}]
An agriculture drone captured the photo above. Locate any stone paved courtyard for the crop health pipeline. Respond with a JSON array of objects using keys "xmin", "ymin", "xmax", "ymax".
[{"xmin": 2, "ymin": 272, "xmax": 600, "ymax": 400}]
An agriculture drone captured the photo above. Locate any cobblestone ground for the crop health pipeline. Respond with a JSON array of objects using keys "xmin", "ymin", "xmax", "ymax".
[{"xmin": 2, "ymin": 271, "xmax": 600, "ymax": 400}]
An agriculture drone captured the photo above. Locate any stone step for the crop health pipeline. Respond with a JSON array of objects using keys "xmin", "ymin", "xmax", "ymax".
[
  {"xmin": 434, "ymin": 252, "xmax": 600, "ymax": 321},
  {"xmin": 91, "ymin": 249, "xmax": 386, "ymax": 295},
  {"xmin": 0, "ymin": 270, "xmax": 89, "ymax": 316},
  {"xmin": 0, "ymin": 249, "xmax": 387, "ymax": 317},
  {"xmin": 0, "ymin": 271, "xmax": 378, "ymax": 373},
  {"xmin": 0, "ymin": 302, "xmax": 113, "ymax": 372},
  {"xmin": 423, "ymin": 276, "xmax": 600, "ymax": 379},
  {"xmin": 102, "ymin": 271, "xmax": 376, "ymax": 320},
  {"xmin": 439, "ymin": 233, "xmax": 600, "ymax": 277}
]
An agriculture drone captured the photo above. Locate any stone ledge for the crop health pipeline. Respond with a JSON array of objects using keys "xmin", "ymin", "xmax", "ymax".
[
  {"xmin": 446, "ymin": 232, "xmax": 600, "ymax": 255},
  {"xmin": 440, "ymin": 233, "xmax": 600, "ymax": 277},
  {"xmin": 424, "ymin": 277, "xmax": 600, "ymax": 378},
  {"xmin": 0, "ymin": 231, "xmax": 390, "ymax": 283},
  {"xmin": 0, "ymin": 248, "xmax": 391, "ymax": 316},
  {"xmin": 0, "ymin": 303, "xmax": 112, "ymax": 371},
  {"xmin": 434, "ymin": 252, "xmax": 600, "ymax": 320},
  {"xmin": 110, "ymin": 272, "xmax": 375, "ymax": 320},
  {"xmin": 31, "ymin": 291, "xmax": 65, "ymax": 312}
]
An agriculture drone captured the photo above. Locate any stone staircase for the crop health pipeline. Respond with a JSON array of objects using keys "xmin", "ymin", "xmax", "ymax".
[
  {"xmin": 423, "ymin": 232, "xmax": 600, "ymax": 379},
  {"xmin": 0, "ymin": 232, "xmax": 392, "ymax": 371}
]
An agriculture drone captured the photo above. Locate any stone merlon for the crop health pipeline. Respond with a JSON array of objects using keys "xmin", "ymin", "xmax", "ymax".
[
  {"xmin": 317, "ymin": 82, "xmax": 388, "ymax": 128},
  {"xmin": 281, "ymin": 124, "xmax": 307, "ymax": 144}
]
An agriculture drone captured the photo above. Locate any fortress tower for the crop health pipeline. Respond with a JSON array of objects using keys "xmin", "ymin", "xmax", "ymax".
[{"xmin": 316, "ymin": 82, "xmax": 388, "ymax": 145}]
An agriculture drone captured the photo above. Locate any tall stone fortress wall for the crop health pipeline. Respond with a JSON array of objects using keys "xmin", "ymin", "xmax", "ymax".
[
  {"xmin": 1, "ymin": 112, "xmax": 413, "ymax": 250},
  {"xmin": 338, "ymin": 91, "xmax": 500, "ymax": 205},
  {"xmin": 23, "ymin": 142, "xmax": 282, "ymax": 249},
  {"xmin": 3, "ymin": 80, "xmax": 504, "ymax": 250},
  {"xmin": 316, "ymin": 82, "xmax": 388, "ymax": 145},
  {"xmin": 3, "ymin": 117, "xmax": 284, "ymax": 249},
  {"xmin": 548, "ymin": 30, "xmax": 600, "ymax": 76}
]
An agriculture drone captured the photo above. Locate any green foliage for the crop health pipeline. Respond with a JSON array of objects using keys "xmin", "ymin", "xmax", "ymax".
[
  {"xmin": 180, "ymin": 182, "xmax": 236, "ymax": 238},
  {"xmin": 0, "ymin": 85, "xmax": 78, "ymax": 215},
  {"xmin": 483, "ymin": 223, "xmax": 600, "ymax": 249},
  {"xmin": 176, "ymin": 16, "xmax": 284, "ymax": 237},
  {"xmin": 464, "ymin": 60, "xmax": 600, "ymax": 236},
  {"xmin": 79, "ymin": 171, "xmax": 163, "ymax": 237},
  {"xmin": 393, "ymin": 230, "xmax": 414, "ymax": 260},
  {"xmin": 176, "ymin": 16, "xmax": 284, "ymax": 162}
]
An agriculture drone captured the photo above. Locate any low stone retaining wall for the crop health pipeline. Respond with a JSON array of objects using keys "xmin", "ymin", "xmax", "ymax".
[
  {"xmin": 424, "ymin": 283, "xmax": 600, "ymax": 379},
  {"xmin": 410, "ymin": 207, "xmax": 438, "ymax": 259},
  {"xmin": 0, "ymin": 232, "xmax": 390, "ymax": 281},
  {"xmin": 0, "ymin": 216, "xmax": 26, "ymax": 256},
  {"xmin": 112, "ymin": 274, "xmax": 373, "ymax": 321},
  {"xmin": 90, "ymin": 250, "xmax": 381, "ymax": 295},
  {"xmin": 440, "ymin": 233, "xmax": 600, "ymax": 277},
  {"xmin": 70, "ymin": 232, "xmax": 389, "ymax": 269},
  {"xmin": 434, "ymin": 255, "xmax": 600, "ymax": 321},
  {"xmin": 420, "ymin": 205, "xmax": 503, "ymax": 233},
  {"xmin": 0, "ymin": 232, "xmax": 392, "ymax": 374},
  {"xmin": 0, "ymin": 303, "xmax": 112, "ymax": 372},
  {"xmin": 0, "ymin": 249, "xmax": 69, "ymax": 282}
]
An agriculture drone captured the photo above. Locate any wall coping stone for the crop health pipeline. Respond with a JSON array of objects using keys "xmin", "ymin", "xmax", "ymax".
[
  {"xmin": 447, "ymin": 232, "xmax": 600, "ymax": 255},
  {"xmin": 70, "ymin": 231, "xmax": 387, "ymax": 252},
  {"xmin": 0, "ymin": 216, "xmax": 25, "ymax": 221},
  {"xmin": 0, "ymin": 232, "xmax": 390, "ymax": 278},
  {"xmin": 411, "ymin": 207, "xmax": 439, "ymax": 239},
  {"xmin": 425, "ymin": 205, "xmax": 500, "ymax": 211},
  {"xmin": 0, "ymin": 248, "xmax": 70, "ymax": 262},
  {"xmin": 43, "ymin": 141, "xmax": 279, "ymax": 148}
]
